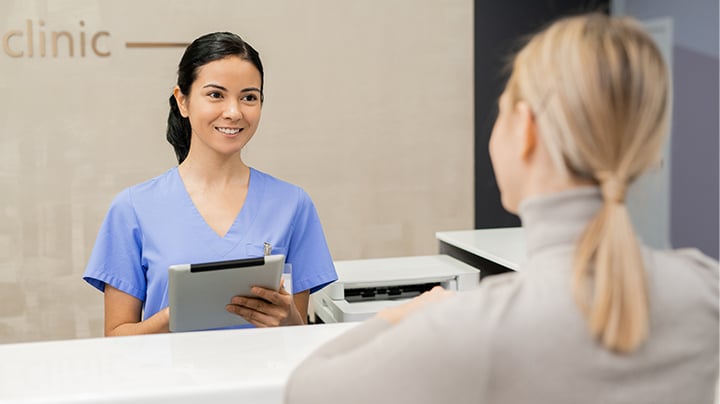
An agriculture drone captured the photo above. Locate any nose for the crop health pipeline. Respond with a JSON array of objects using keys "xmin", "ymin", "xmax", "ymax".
[{"xmin": 223, "ymin": 100, "xmax": 243, "ymax": 120}]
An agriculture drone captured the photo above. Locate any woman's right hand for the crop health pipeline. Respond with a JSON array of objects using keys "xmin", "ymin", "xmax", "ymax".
[{"xmin": 104, "ymin": 284, "xmax": 170, "ymax": 336}]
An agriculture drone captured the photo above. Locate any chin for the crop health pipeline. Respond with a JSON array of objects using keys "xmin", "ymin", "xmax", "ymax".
[{"xmin": 500, "ymin": 194, "xmax": 519, "ymax": 215}]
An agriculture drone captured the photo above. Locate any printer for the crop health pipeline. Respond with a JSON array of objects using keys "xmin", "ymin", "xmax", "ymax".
[{"xmin": 312, "ymin": 255, "xmax": 480, "ymax": 323}]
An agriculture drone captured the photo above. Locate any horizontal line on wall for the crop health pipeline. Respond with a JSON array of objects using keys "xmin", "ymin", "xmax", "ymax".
[{"xmin": 125, "ymin": 42, "xmax": 189, "ymax": 48}]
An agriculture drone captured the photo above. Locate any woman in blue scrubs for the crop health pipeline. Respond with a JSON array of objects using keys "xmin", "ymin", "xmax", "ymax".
[{"xmin": 83, "ymin": 32, "xmax": 337, "ymax": 335}]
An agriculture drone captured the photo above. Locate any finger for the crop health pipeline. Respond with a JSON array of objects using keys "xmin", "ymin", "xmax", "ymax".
[
  {"xmin": 250, "ymin": 286, "xmax": 290, "ymax": 307},
  {"xmin": 424, "ymin": 286, "xmax": 451, "ymax": 299},
  {"xmin": 230, "ymin": 296, "xmax": 262, "ymax": 310},
  {"xmin": 231, "ymin": 296, "xmax": 267, "ymax": 312},
  {"xmin": 278, "ymin": 278, "xmax": 290, "ymax": 295},
  {"xmin": 225, "ymin": 304, "xmax": 280, "ymax": 328},
  {"xmin": 231, "ymin": 296, "xmax": 288, "ymax": 319}
]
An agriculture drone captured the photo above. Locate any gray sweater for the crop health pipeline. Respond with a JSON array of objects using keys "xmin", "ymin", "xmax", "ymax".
[{"xmin": 286, "ymin": 188, "xmax": 719, "ymax": 404}]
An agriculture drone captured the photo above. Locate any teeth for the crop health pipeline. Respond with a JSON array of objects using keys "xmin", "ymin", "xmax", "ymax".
[{"xmin": 217, "ymin": 127, "xmax": 241, "ymax": 134}]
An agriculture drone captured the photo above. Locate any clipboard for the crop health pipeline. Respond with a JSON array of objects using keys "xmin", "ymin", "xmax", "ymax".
[{"xmin": 168, "ymin": 254, "xmax": 285, "ymax": 332}]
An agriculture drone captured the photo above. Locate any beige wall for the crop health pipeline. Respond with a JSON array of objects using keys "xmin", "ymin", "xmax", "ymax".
[{"xmin": 0, "ymin": 0, "xmax": 473, "ymax": 343}]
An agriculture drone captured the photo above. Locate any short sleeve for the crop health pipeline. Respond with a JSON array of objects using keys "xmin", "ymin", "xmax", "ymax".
[
  {"xmin": 286, "ymin": 190, "xmax": 337, "ymax": 294},
  {"xmin": 82, "ymin": 189, "xmax": 147, "ymax": 301}
]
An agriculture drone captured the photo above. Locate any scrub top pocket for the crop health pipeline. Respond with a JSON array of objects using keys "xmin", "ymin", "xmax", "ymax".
[{"xmin": 245, "ymin": 243, "xmax": 288, "ymax": 258}]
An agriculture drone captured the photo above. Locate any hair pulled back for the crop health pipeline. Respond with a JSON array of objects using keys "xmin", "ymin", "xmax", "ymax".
[{"xmin": 508, "ymin": 13, "xmax": 670, "ymax": 352}]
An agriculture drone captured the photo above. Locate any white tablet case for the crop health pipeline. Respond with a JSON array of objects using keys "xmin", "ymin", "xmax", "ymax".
[{"xmin": 168, "ymin": 254, "xmax": 285, "ymax": 332}]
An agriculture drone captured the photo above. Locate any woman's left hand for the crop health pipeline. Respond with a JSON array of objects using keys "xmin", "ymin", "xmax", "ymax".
[{"xmin": 226, "ymin": 279, "xmax": 304, "ymax": 327}]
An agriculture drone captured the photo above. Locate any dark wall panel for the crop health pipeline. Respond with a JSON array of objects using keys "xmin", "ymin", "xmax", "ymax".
[{"xmin": 473, "ymin": 0, "xmax": 609, "ymax": 228}]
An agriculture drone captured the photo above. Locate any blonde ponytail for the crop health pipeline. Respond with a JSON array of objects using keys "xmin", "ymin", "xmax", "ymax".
[
  {"xmin": 508, "ymin": 14, "xmax": 670, "ymax": 352},
  {"xmin": 573, "ymin": 178, "xmax": 649, "ymax": 352}
]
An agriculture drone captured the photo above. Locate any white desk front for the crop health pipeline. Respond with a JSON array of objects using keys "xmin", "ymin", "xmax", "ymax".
[
  {"xmin": 436, "ymin": 228, "xmax": 526, "ymax": 275},
  {"xmin": 0, "ymin": 322, "xmax": 357, "ymax": 404}
]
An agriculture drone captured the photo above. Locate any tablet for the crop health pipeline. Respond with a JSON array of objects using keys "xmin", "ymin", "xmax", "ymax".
[{"xmin": 168, "ymin": 254, "xmax": 285, "ymax": 332}]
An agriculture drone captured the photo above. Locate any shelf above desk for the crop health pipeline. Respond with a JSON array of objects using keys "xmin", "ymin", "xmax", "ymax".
[{"xmin": 436, "ymin": 228, "xmax": 526, "ymax": 277}]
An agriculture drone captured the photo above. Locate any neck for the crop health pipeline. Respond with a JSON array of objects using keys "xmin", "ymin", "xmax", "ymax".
[
  {"xmin": 178, "ymin": 151, "xmax": 249, "ymax": 188},
  {"xmin": 519, "ymin": 186, "xmax": 603, "ymax": 259},
  {"xmin": 513, "ymin": 166, "xmax": 595, "ymax": 213}
]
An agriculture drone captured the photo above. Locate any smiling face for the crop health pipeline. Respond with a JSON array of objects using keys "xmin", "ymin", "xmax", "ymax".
[{"xmin": 173, "ymin": 56, "xmax": 263, "ymax": 162}]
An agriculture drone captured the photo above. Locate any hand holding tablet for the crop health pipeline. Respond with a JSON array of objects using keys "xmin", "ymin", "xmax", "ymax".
[
  {"xmin": 225, "ymin": 275, "xmax": 303, "ymax": 328},
  {"xmin": 168, "ymin": 254, "xmax": 285, "ymax": 332}
]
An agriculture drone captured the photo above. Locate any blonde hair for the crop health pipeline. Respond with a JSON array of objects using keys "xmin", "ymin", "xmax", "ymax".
[{"xmin": 507, "ymin": 13, "xmax": 670, "ymax": 352}]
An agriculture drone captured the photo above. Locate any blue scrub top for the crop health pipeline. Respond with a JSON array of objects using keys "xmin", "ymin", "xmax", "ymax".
[{"xmin": 83, "ymin": 167, "xmax": 337, "ymax": 324}]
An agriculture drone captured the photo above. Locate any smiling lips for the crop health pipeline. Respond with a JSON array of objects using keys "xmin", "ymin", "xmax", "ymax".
[{"xmin": 216, "ymin": 127, "xmax": 243, "ymax": 136}]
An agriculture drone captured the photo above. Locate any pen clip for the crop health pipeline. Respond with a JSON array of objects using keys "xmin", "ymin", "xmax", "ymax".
[{"xmin": 263, "ymin": 242, "xmax": 272, "ymax": 256}]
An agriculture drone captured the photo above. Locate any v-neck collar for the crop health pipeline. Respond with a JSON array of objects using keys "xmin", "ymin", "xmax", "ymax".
[{"xmin": 172, "ymin": 166, "xmax": 264, "ymax": 258}]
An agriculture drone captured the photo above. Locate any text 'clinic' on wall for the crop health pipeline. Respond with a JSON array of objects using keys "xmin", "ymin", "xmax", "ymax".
[{"xmin": 2, "ymin": 20, "xmax": 110, "ymax": 58}]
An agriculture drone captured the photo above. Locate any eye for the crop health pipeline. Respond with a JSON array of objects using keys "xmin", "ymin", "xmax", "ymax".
[
  {"xmin": 207, "ymin": 91, "xmax": 223, "ymax": 99},
  {"xmin": 240, "ymin": 93, "xmax": 262, "ymax": 105}
]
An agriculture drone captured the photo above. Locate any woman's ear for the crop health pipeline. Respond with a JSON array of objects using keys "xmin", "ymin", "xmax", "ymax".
[
  {"xmin": 173, "ymin": 86, "xmax": 189, "ymax": 118},
  {"xmin": 515, "ymin": 101, "xmax": 537, "ymax": 161}
]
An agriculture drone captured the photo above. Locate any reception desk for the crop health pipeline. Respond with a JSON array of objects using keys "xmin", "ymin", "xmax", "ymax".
[
  {"xmin": 436, "ymin": 228, "xmax": 526, "ymax": 278},
  {"xmin": 1, "ymin": 229, "xmax": 522, "ymax": 402},
  {"xmin": 0, "ymin": 322, "xmax": 357, "ymax": 403}
]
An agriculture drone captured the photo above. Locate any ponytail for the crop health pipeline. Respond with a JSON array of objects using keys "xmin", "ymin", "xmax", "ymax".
[
  {"xmin": 166, "ymin": 94, "xmax": 191, "ymax": 164},
  {"xmin": 572, "ymin": 174, "xmax": 649, "ymax": 353}
]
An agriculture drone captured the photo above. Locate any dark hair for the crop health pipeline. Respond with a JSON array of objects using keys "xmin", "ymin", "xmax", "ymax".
[{"xmin": 167, "ymin": 32, "xmax": 264, "ymax": 164}]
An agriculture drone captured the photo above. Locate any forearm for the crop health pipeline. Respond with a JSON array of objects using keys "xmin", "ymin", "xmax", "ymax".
[
  {"xmin": 292, "ymin": 291, "xmax": 310, "ymax": 325},
  {"xmin": 286, "ymin": 305, "xmax": 305, "ymax": 325},
  {"xmin": 106, "ymin": 307, "xmax": 169, "ymax": 336}
]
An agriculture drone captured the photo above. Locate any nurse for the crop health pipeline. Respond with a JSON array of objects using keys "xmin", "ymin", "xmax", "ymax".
[{"xmin": 83, "ymin": 32, "xmax": 337, "ymax": 335}]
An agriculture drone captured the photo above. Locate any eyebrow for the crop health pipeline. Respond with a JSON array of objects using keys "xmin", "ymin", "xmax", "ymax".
[{"xmin": 201, "ymin": 84, "xmax": 262, "ymax": 93}]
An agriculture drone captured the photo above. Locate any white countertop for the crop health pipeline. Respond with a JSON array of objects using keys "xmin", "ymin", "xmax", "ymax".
[
  {"xmin": 0, "ymin": 322, "xmax": 357, "ymax": 404},
  {"xmin": 436, "ymin": 228, "xmax": 526, "ymax": 271}
]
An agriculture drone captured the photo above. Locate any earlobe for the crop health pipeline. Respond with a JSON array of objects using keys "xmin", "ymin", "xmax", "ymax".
[
  {"xmin": 516, "ymin": 102, "xmax": 537, "ymax": 161},
  {"xmin": 173, "ymin": 86, "xmax": 189, "ymax": 118}
]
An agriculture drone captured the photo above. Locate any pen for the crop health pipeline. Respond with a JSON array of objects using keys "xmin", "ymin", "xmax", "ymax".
[{"xmin": 263, "ymin": 242, "xmax": 272, "ymax": 256}]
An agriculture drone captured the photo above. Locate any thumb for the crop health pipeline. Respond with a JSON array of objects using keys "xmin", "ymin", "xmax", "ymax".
[{"xmin": 279, "ymin": 278, "xmax": 290, "ymax": 295}]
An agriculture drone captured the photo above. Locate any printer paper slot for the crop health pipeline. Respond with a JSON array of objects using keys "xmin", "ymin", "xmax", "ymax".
[{"xmin": 344, "ymin": 282, "xmax": 441, "ymax": 303}]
